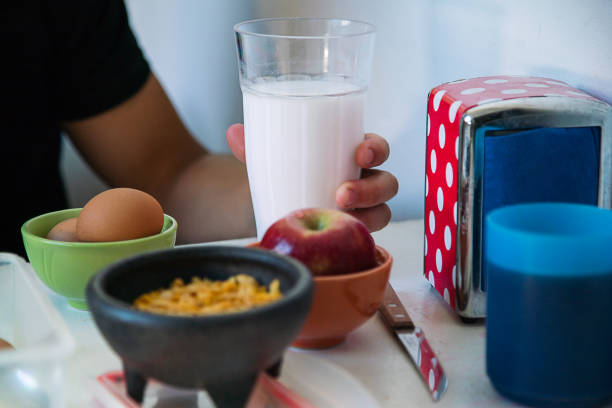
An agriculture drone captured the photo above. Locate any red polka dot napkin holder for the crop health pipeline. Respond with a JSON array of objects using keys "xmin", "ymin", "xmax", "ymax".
[{"xmin": 424, "ymin": 75, "xmax": 612, "ymax": 318}]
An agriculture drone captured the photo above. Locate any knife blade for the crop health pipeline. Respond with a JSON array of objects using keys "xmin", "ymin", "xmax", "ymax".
[{"xmin": 379, "ymin": 284, "xmax": 448, "ymax": 401}]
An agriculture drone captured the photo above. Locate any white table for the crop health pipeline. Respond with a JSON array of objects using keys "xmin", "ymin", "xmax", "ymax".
[{"xmin": 45, "ymin": 220, "xmax": 523, "ymax": 407}]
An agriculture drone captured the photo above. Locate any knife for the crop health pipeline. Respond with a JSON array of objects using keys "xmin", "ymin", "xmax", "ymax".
[{"xmin": 379, "ymin": 284, "xmax": 448, "ymax": 401}]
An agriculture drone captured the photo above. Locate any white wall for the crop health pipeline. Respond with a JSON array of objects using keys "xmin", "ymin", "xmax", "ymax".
[{"xmin": 62, "ymin": 0, "xmax": 612, "ymax": 220}]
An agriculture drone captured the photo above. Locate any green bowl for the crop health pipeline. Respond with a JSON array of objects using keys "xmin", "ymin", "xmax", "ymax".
[{"xmin": 21, "ymin": 208, "xmax": 177, "ymax": 310}]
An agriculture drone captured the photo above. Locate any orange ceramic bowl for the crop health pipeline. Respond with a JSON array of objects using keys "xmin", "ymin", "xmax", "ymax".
[{"xmin": 249, "ymin": 243, "xmax": 392, "ymax": 349}]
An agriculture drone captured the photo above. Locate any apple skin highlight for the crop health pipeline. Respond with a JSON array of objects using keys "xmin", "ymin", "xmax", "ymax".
[{"xmin": 260, "ymin": 208, "xmax": 377, "ymax": 276}]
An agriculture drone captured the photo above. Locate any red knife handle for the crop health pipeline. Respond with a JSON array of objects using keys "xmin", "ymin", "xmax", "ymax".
[{"xmin": 379, "ymin": 284, "xmax": 415, "ymax": 330}]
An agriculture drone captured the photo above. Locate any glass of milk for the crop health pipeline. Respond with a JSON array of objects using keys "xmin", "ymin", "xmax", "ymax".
[{"xmin": 234, "ymin": 18, "xmax": 376, "ymax": 238}]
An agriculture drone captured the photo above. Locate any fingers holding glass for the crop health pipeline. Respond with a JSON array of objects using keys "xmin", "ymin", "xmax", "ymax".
[
  {"xmin": 336, "ymin": 169, "xmax": 399, "ymax": 210},
  {"xmin": 355, "ymin": 133, "xmax": 390, "ymax": 168}
]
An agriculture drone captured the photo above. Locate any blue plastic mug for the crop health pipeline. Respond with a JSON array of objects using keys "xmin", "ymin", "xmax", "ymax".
[{"xmin": 485, "ymin": 203, "xmax": 612, "ymax": 408}]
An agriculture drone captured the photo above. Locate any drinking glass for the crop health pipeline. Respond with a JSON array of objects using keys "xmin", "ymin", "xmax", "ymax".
[
  {"xmin": 234, "ymin": 18, "xmax": 375, "ymax": 238},
  {"xmin": 485, "ymin": 202, "xmax": 612, "ymax": 407}
]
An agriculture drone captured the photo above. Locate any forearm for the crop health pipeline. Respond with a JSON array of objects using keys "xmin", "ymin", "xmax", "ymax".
[
  {"xmin": 161, "ymin": 154, "xmax": 256, "ymax": 244},
  {"xmin": 63, "ymin": 74, "xmax": 255, "ymax": 242}
]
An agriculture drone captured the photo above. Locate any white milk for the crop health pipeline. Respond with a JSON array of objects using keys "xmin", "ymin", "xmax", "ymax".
[{"xmin": 242, "ymin": 79, "xmax": 366, "ymax": 238}]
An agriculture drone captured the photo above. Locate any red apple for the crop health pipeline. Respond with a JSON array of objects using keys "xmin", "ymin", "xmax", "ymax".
[{"xmin": 260, "ymin": 208, "xmax": 377, "ymax": 276}]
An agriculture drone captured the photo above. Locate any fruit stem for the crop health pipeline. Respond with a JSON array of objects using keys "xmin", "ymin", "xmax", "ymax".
[{"xmin": 303, "ymin": 216, "xmax": 326, "ymax": 231}]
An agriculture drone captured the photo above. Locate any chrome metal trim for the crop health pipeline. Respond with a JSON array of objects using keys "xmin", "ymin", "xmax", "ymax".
[{"xmin": 456, "ymin": 96, "xmax": 612, "ymax": 318}]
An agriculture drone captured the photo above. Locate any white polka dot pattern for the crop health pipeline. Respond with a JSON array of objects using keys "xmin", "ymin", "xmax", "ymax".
[
  {"xmin": 429, "ymin": 211, "xmax": 435, "ymax": 234},
  {"xmin": 444, "ymin": 226, "xmax": 451, "ymax": 250},
  {"xmin": 433, "ymin": 90, "xmax": 446, "ymax": 111},
  {"xmin": 430, "ymin": 150, "xmax": 437, "ymax": 173},
  {"xmin": 446, "ymin": 163, "xmax": 453, "ymax": 187},
  {"xmin": 455, "ymin": 137, "xmax": 459, "ymax": 159},
  {"xmin": 484, "ymin": 79, "xmax": 508, "ymax": 84},
  {"xmin": 461, "ymin": 87, "xmax": 485, "ymax": 95},
  {"xmin": 426, "ymin": 81, "xmax": 462, "ymax": 309},
  {"xmin": 448, "ymin": 101, "xmax": 462, "ymax": 123},
  {"xmin": 425, "ymin": 75, "xmax": 596, "ymax": 310}
]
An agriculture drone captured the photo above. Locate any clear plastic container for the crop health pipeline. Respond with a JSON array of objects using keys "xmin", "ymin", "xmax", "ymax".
[{"xmin": 0, "ymin": 253, "xmax": 75, "ymax": 408}]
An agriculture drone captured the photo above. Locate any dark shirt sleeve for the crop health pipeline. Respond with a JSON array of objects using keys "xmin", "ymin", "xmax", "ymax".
[{"xmin": 47, "ymin": 0, "xmax": 150, "ymax": 121}]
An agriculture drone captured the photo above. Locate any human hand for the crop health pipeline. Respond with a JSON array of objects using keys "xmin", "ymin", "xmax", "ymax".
[{"xmin": 226, "ymin": 124, "xmax": 398, "ymax": 231}]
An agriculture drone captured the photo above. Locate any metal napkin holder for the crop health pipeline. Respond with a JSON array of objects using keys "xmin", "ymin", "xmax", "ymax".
[{"xmin": 423, "ymin": 76, "xmax": 612, "ymax": 318}]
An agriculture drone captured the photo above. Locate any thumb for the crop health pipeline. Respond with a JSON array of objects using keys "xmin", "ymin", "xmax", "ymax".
[{"xmin": 226, "ymin": 123, "xmax": 246, "ymax": 163}]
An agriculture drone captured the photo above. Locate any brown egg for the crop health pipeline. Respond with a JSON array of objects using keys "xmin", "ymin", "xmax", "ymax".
[
  {"xmin": 46, "ymin": 217, "xmax": 79, "ymax": 242},
  {"xmin": 0, "ymin": 338, "xmax": 14, "ymax": 350},
  {"xmin": 77, "ymin": 188, "xmax": 164, "ymax": 242}
]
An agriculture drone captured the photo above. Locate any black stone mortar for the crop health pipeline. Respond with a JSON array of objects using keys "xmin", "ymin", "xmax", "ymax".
[{"xmin": 86, "ymin": 245, "xmax": 313, "ymax": 408}]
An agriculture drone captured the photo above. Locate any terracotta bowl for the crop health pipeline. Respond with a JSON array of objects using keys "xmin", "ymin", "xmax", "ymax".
[{"xmin": 249, "ymin": 243, "xmax": 393, "ymax": 349}]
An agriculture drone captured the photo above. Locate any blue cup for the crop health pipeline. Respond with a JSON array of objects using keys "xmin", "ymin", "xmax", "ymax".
[{"xmin": 485, "ymin": 203, "xmax": 612, "ymax": 408}]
